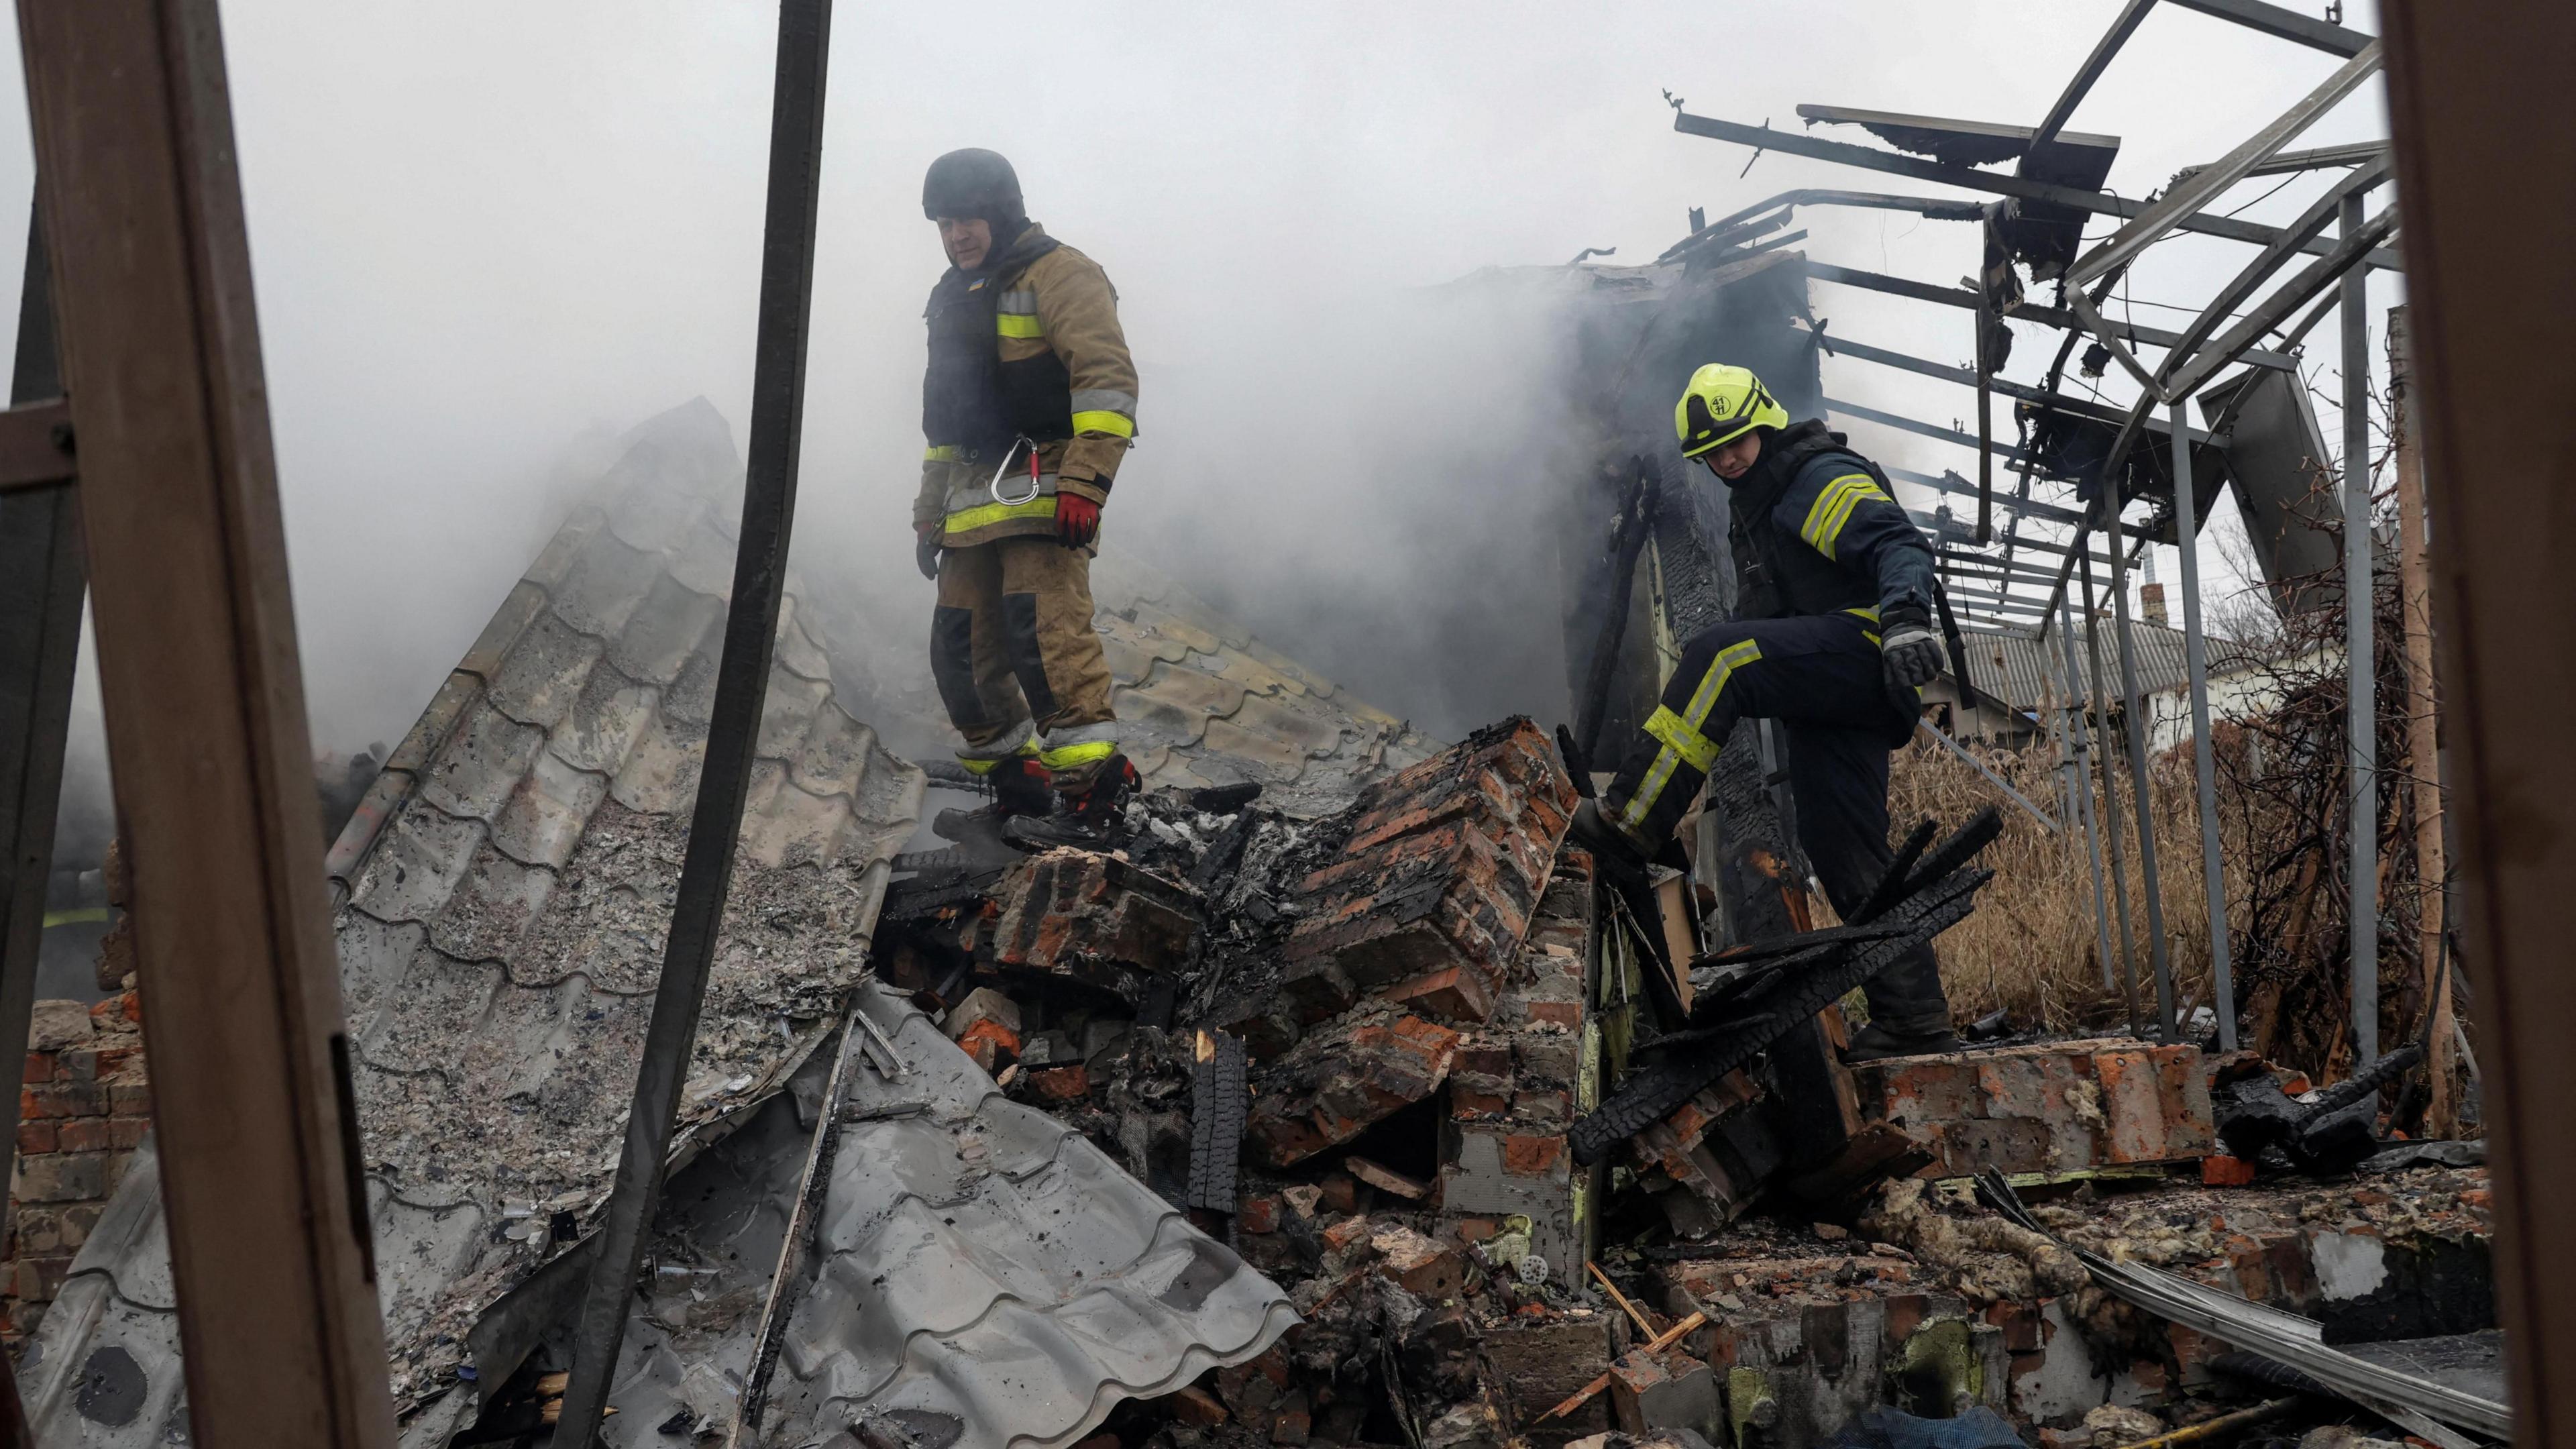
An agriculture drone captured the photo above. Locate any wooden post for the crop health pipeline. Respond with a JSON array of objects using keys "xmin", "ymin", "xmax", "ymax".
[
  {"xmin": 15, "ymin": 1, "xmax": 398, "ymax": 1442},
  {"xmin": 2387, "ymin": 304, "xmax": 2455, "ymax": 1136}
]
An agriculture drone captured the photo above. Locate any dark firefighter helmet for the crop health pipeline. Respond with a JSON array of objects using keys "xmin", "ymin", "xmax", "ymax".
[{"xmin": 922, "ymin": 148, "xmax": 1024, "ymax": 226}]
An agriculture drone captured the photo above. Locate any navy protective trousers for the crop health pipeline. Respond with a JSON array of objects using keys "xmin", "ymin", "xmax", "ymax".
[{"xmin": 1601, "ymin": 610, "xmax": 1951, "ymax": 1035}]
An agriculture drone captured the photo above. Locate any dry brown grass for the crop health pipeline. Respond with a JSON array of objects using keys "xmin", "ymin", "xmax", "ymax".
[{"xmin": 1887, "ymin": 735, "xmax": 2237, "ymax": 1038}]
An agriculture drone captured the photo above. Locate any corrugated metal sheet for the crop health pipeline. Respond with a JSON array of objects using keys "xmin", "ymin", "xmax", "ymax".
[
  {"xmin": 16, "ymin": 400, "xmax": 928, "ymax": 1444},
  {"xmin": 602, "ymin": 979, "xmax": 1297, "ymax": 1448}
]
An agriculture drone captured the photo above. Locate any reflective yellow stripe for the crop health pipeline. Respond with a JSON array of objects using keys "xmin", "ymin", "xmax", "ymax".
[
  {"xmin": 1642, "ymin": 706, "xmax": 1719, "ymax": 771},
  {"xmin": 1070, "ymin": 409, "xmax": 1134, "ymax": 438},
  {"xmin": 957, "ymin": 756, "xmax": 1000, "ymax": 776},
  {"xmin": 42, "ymin": 907, "xmax": 109, "ymax": 928},
  {"xmin": 924, "ymin": 444, "xmax": 962, "ymax": 462},
  {"xmin": 1622, "ymin": 639, "xmax": 1761, "ymax": 829},
  {"xmin": 1038, "ymin": 739, "xmax": 1117, "ymax": 770},
  {"xmin": 1799, "ymin": 475, "xmax": 1864, "ymax": 547},
  {"xmin": 1803, "ymin": 472, "xmax": 1891, "ymax": 560},
  {"xmin": 944, "ymin": 495, "xmax": 1058, "ymax": 533},
  {"xmin": 996, "ymin": 313, "xmax": 1044, "ymax": 339},
  {"xmin": 1844, "ymin": 606, "xmax": 1882, "ymax": 645}
]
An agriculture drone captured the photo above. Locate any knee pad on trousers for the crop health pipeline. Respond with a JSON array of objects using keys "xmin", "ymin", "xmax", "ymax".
[
  {"xmin": 1002, "ymin": 591, "xmax": 1059, "ymax": 720},
  {"xmin": 930, "ymin": 605, "xmax": 987, "ymax": 730}
]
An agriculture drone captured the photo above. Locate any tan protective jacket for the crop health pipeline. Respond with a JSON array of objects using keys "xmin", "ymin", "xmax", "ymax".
[{"xmin": 914, "ymin": 228, "xmax": 1138, "ymax": 547}]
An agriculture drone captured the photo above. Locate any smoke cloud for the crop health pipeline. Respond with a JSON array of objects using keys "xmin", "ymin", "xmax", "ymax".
[{"xmin": 0, "ymin": 1, "xmax": 2392, "ymax": 840}]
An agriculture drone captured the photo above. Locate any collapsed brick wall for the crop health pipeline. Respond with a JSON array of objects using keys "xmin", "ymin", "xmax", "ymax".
[
  {"xmin": 1437, "ymin": 847, "xmax": 1601, "ymax": 1287},
  {"xmin": 6, "ymin": 990, "xmax": 149, "ymax": 1343}
]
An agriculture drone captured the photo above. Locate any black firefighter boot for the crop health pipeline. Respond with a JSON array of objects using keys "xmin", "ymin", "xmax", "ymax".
[
  {"xmin": 1004, "ymin": 753, "xmax": 1142, "ymax": 852},
  {"xmin": 1842, "ymin": 943, "xmax": 1963, "ymax": 1061}
]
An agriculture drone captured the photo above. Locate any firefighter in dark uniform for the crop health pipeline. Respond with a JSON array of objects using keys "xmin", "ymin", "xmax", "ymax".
[{"xmin": 1570, "ymin": 364, "xmax": 1960, "ymax": 1061}]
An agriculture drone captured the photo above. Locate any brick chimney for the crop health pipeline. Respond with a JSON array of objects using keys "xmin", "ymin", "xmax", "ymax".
[{"xmin": 2141, "ymin": 582, "xmax": 2169, "ymax": 627}]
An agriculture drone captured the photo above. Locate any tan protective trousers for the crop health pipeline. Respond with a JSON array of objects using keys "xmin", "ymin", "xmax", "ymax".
[{"xmin": 930, "ymin": 537, "xmax": 1118, "ymax": 790}]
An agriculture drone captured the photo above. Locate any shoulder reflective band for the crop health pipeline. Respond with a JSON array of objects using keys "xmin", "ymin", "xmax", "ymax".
[
  {"xmin": 924, "ymin": 444, "xmax": 963, "ymax": 462},
  {"xmin": 944, "ymin": 495, "xmax": 1059, "ymax": 533},
  {"xmin": 1621, "ymin": 637, "xmax": 1762, "ymax": 830},
  {"xmin": 1800, "ymin": 472, "xmax": 1892, "ymax": 559}
]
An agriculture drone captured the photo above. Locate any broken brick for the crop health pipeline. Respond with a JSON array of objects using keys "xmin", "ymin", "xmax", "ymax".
[
  {"xmin": 1167, "ymin": 1385, "xmax": 1228, "ymax": 1426},
  {"xmin": 1346, "ymin": 1155, "xmax": 1432, "ymax": 1201},
  {"xmin": 1245, "ymin": 1004, "xmax": 1458, "ymax": 1167},
  {"xmin": 1503, "ymin": 1134, "xmax": 1563, "ymax": 1176},
  {"xmin": 945, "ymin": 987, "xmax": 1022, "ymax": 1075},
  {"xmin": 1281, "ymin": 720, "xmax": 1574, "ymax": 1025},
  {"xmin": 1238, "ymin": 1195, "xmax": 1281, "ymax": 1235},
  {"xmin": 1321, "ymin": 1216, "xmax": 1373, "ymax": 1252},
  {"xmin": 989, "ymin": 849, "xmax": 1199, "ymax": 975},
  {"xmin": 1371, "ymin": 1224, "xmax": 1468, "ymax": 1300},
  {"xmin": 2202, "ymin": 1154, "xmax": 2258, "ymax": 1187},
  {"xmin": 1030, "ymin": 1065, "xmax": 1089, "ymax": 1102},
  {"xmin": 1319, "ymin": 1171, "xmax": 1360, "ymax": 1215}
]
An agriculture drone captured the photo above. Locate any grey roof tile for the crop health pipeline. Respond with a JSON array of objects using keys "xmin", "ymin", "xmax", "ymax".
[
  {"xmin": 523, "ymin": 504, "xmax": 606, "ymax": 591},
  {"xmin": 459, "ymin": 579, "xmax": 552, "ymax": 684},
  {"xmin": 601, "ymin": 454, "xmax": 716, "ymax": 554},
  {"xmin": 425, "ymin": 841, "xmax": 561, "ymax": 964},
  {"xmin": 1226, "ymin": 692, "xmax": 1346, "ymax": 759},
  {"xmin": 336, "ymin": 912, "xmax": 428, "ymax": 1038},
  {"xmin": 737, "ymin": 764, "xmax": 858, "ymax": 872},
  {"xmin": 751, "ymin": 982, "xmax": 1295, "ymax": 1447},
  {"xmin": 552, "ymin": 529, "xmax": 669, "ymax": 641},
  {"xmin": 786, "ymin": 702, "xmax": 879, "ymax": 803},
  {"xmin": 418, "ymin": 700, "xmax": 549, "ymax": 824},
  {"xmin": 347, "ymin": 803, "xmax": 486, "ymax": 925},
  {"xmin": 358, "ymin": 952, "xmax": 505, "ymax": 1075},
  {"xmin": 606, "ymin": 574, "xmax": 724, "ymax": 686},
  {"xmin": 773, "ymin": 595, "xmax": 834, "ymax": 684},
  {"xmin": 482, "ymin": 610, "xmax": 608, "ymax": 730},
  {"xmin": 663, "ymin": 520, "xmax": 739, "ymax": 600},
  {"xmin": 609, "ymin": 710, "xmax": 707, "ymax": 815},
  {"xmin": 754, "ymin": 665, "xmax": 834, "ymax": 761},
  {"xmin": 547, "ymin": 668, "xmax": 663, "ymax": 776},
  {"xmin": 487, "ymin": 747, "xmax": 614, "ymax": 871}
]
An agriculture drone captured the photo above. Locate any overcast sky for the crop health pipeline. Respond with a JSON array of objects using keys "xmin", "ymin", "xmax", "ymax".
[{"xmin": 0, "ymin": 0, "xmax": 2396, "ymax": 805}]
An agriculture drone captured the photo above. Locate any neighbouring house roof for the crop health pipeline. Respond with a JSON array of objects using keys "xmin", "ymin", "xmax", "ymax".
[
  {"xmin": 22, "ymin": 400, "xmax": 1300, "ymax": 1449},
  {"xmin": 1949, "ymin": 618, "xmax": 2270, "ymax": 722}
]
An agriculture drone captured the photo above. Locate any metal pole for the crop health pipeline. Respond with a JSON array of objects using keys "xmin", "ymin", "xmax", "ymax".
[
  {"xmin": 2171, "ymin": 403, "xmax": 2239, "ymax": 1051},
  {"xmin": 2080, "ymin": 555, "xmax": 2145, "ymax": 1029},
  {"xmin": 0, "ymin": 208, "xmax": 74, "ymax": 1255},
  {"xmin": 2058, "ymin": 596, "xmax": 2121, "ymax": 992},
  {"xmin": 1915, "ymin": 718, "xmax": 2057, "ymax": 832},
  {"xmin": 2341, "ymin": 191, "xmax": 2379, "ymax": 1067},
  {"xmin": 2108, "ymin": 522, "xmax": 2179, "ymax": 1041},
  {"xmin": 551, "ymin": 2, "xmax": 833, "ymax": 1442},
  {"xmin": 17, "ymin": 1, "xmax": 397, "ymax": 1439}
]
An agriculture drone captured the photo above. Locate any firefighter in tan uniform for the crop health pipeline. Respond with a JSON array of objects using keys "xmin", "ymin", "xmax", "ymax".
[{"xmin": 913, "ymin": 149, "xmax": 1139, "ymax": 841}]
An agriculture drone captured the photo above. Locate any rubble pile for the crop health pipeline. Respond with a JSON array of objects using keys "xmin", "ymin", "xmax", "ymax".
[{"xmin": 842, "ymin": 691, "xmax": 2512, "ymax": 1449}]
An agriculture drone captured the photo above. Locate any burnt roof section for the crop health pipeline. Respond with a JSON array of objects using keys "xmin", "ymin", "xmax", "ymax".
[
  {"xmin": 1795, "ymin": 104, "xmax": 2121, "ymax": 168},
  {"xmin": 17, "ymin": 399, "xmax": 928, "ymax": 1442}
]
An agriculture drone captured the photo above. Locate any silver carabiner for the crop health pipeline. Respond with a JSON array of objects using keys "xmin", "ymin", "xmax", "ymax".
[{"xmin": 987, "ymin": 436, "xmax": 1041, "ymax": 506}]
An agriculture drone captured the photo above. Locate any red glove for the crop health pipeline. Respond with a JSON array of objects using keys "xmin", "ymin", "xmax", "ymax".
[{"xmin": 1055, "ymin": 492, "xmax": 1102, "ymax": 549}]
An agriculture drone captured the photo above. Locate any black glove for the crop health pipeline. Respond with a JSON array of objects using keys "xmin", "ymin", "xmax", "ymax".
[
  {"xmin": 915, "ymin": 527, "xmax": 943, "ymax": 581},
  {"xmin": 1878, "ymin": 605, "xmax": 1944, "ymax": 692}
]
